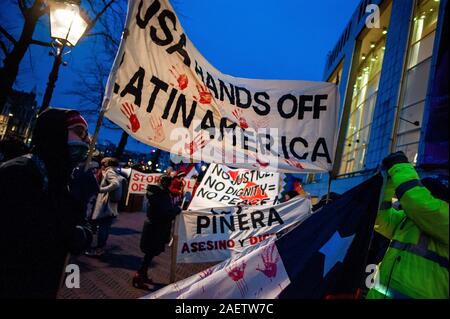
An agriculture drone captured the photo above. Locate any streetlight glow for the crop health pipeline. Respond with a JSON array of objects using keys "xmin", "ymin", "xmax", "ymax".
[
  {"xmin": 40, "ymin": 0, "xmax": 89, "ymax": 114},
  {"xmin": 49, "ymin": 1, "xmax": 88, "ymax": 46}
]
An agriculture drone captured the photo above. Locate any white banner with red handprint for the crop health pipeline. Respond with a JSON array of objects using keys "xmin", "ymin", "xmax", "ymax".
[
  {"xmin": 188, "ymin": 164, "xmax": 281, "ymax": 210},
  {"xmin": 144, "ymin": 238, "xmax": 290, "ymax": 299},
  {"xmin": 104, "ymin": 0, "xmax": 339, "ymax": 173},
  {"xmin": 177, "ymin": 196, "xmax": 312, "ymax": 263}
]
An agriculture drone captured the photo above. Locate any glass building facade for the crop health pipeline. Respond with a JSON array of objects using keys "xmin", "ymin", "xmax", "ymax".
[
  {"xmin": 394, "ymin": 0, "xmax": 441, "ymax": 163},
  {"xmin": 340, "ymin": 2, "xmax": 391, "ymax": 174},
  {"xmin": 304, "ymin": 0, "xmax": 448, "ymax": 197}
]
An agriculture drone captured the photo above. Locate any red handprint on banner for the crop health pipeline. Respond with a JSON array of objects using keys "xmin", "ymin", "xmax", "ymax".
[
  {"xmin": 256, "ymin": 244, "xmax": 280, "ymax": 280},
  {"xmin": 249, "ymin": 152, "xmax": 270, "ymax": 169},
  {"xmin": 147, "ymin": 115, "xmax": 166, "ymax": 143},
  {"xmin": 121, "ymin": 102, "xmax": 140, "ymax": 133},
  {"xmin": 226, "ymin": 261, "xmax": 248, "ymax": 298},
  {"xmin": 185, "ymin": 132, "xmax": 208, "ymax": 155},
  {"xmin": 285, "ymin": 158, "xmax": 304, "ymax": 170},
  {"xmin": 194, "ymin": 83, "xmax": 212, "ymax": 104},
  {"xmin": 256, "ymin": 157, "xmax": 270, "ymax": 168},
  {"xmin": 232, "ymin": 108, "xmax": 249, "ymax": 129},
  {"xmin": 169, "ymin": 65, "xmax": 188, "ymax": 90}
]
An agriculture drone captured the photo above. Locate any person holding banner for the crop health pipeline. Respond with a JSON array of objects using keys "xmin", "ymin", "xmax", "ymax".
[
  {"xmin": 133, "ymin": 175, "xmax": 181, "ymax": 289},
  {"xmin": 0, "ymin": 108, "xmax": 93, "ymax": 298},
  {"xmin": 169, "ymin": 171, "xmax": 186, "ymax": 206}
]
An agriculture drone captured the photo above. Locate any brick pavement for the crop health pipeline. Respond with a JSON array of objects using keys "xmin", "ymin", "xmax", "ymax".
[{"xmin": 58, "ymin": 211, "xmax": 216, "ymax": 299}]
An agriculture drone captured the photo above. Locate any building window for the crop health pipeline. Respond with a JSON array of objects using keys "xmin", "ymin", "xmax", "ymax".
[
  {"xmin": 328, "ymin": 59, "xmax": 344, "ymax": 85},
  {"xmin": 394, "ymin": 0, "xmax": 440, "ymax": 163},
  {"xmin": 340, "ymin": 2, "xmax": 393, "ymax": 175}
]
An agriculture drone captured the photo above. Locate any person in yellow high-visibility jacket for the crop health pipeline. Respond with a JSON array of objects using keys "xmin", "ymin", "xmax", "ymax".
[{"xmin": 367, "ymin": 151, "xmax": 449, "ymax": 299}]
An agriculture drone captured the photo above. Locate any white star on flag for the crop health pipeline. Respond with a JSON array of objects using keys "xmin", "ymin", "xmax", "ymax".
[{"xmin": 319, "ymin": 231, "xmax": 355, "ymax": 278}]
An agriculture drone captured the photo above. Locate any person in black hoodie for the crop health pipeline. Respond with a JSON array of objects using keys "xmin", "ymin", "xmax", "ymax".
[
  {"xmin": 0, "ymin": 108, "xmax": 92, "ymax": 299},
  {"xmin": 132, "ymin": 175, "xmax": 181, "ymax": 289}
]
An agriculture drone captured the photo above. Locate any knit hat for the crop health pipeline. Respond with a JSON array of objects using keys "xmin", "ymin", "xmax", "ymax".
[{"xmin": 66, "ymin": 111, "xmax": 88, "ymax": 129}]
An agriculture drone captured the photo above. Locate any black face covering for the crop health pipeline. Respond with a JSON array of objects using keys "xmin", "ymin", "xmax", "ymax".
[
  {"xmin": 67, "ymin": 141, "xmax": 89, "ymax": 165},
  {"xmin": 31, "ymin": 108, "xmax": 80, "ymax": 193}
]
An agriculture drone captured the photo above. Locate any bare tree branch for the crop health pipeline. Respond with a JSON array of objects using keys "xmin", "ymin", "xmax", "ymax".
[
  {"xmin": 85, "ymin": 0, "xmax": 97, "ymax": 17},
  {"xmin": 33, "ymin": 0, "xmax": 48, "ymax": 17},
  {"xmin": 18, "ymin": 0, "xmax": 27, "ymax": 17},
  {"xmin": 0, "ymin": 39, "xmax": 9, "ymax": 55},
  {"xmin": 30, "ymin": 38, "xmax": 51, "ymax": 47},
  {"xmin": 64, "ymin": 0, "xmax": 127, "ymax": 137},
  {"xmin": 85, "ymin": 0, "xmax": 115, "ymax": 35},
  {"xmin": 0, "ymin": 25, "xmax": 17, "ymax": 45}
]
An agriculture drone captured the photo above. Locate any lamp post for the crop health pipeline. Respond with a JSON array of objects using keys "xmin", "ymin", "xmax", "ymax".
[{"xmin": 39, "ymin": 0, "xmax": 88, "ymax": 114}]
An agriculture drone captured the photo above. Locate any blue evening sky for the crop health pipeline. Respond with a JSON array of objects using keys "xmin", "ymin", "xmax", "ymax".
[{"xmin": 1, "ymin": 0, "xmax": 360, "ymax": 153}]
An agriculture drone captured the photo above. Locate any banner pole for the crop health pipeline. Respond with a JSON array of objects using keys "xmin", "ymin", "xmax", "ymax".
[
  {"xmin": 84, "ymin": 102, "xmax": 107, "ymax": 172},
  {"xmin": 326, "ymin": 171, "xmax": 332, "ymax": 203},
  {"xmin": 125, "ymin": 190, "xmax": 130, "ymax": 207},
  {"xmin": 169, "ymin": 213, "xmax": 180, "ymax": 284}
]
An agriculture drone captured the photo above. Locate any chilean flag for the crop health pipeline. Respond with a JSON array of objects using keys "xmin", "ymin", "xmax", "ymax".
[{"xmin": 144, "ymin": 174, "xmax": 383, "ymax": 299}]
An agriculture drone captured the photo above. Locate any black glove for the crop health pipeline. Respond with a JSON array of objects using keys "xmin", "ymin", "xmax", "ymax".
[{"xmin": 382, "ymin": 151, "xmax": 409, "ymax": 171}]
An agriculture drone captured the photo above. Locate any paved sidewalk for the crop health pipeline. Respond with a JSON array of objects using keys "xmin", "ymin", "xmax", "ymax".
[{"xmin": 58, "ymin": 211, "xmax": 216, "ymax": 299}]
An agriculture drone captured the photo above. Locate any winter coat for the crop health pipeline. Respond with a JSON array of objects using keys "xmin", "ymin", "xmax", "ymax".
[
  {"xmin": 0, "ymin": 108, "xmax": 92, "ymax": 299},
  {"xmin": 70, "ymin": 165, "xmax": 100, "ymax": 218},
  {"xmin": 140, "ymin": 185, "xmax": 181, "ymax": 256},
  {"xmin": 169, "ymin": 177, "xmax": 184, "ymax": 197},
  {"xmin": 367, "ymin": 163, "xmax": 449, "ymax": 299},
  {"xmin": 91, "ymin": 167, "xmax": 122, "ymax": 220},
  {"xmin": 169, "ymin": 177, "xmax": 184, "ymax": 206}
]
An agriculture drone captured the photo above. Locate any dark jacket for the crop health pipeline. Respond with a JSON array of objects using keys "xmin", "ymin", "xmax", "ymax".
[
  {"xmin": 0, "ymin": 108, "xmax": 92, "ymax": 299},
  {"xmin": 70, "ymin": 164, "xmax": 100, "ymax": 218},
  {"xmin": 140, "ymin": 185, "xmax": 181, "ymax": 256}
]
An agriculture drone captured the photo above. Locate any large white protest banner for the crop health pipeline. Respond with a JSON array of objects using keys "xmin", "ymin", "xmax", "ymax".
[
  {"xmin": 188, "ymin": 164, "xmax": 281, "ymax": 210},
  {"xmin": 145, "ymin": 238, "xmax": 290, "ymax": 299},
  {"xmin": 177, "ymin": 196, "xmax": 312, "ymax": 263},
  {"xmin": 103, "ymin": 0, "xmax": 339, "ymax": 173}
]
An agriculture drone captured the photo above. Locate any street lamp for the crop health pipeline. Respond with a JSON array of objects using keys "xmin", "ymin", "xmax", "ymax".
[{"xmin": 39, "ymin": 0, "xmax": 88, "ymax": 114}]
